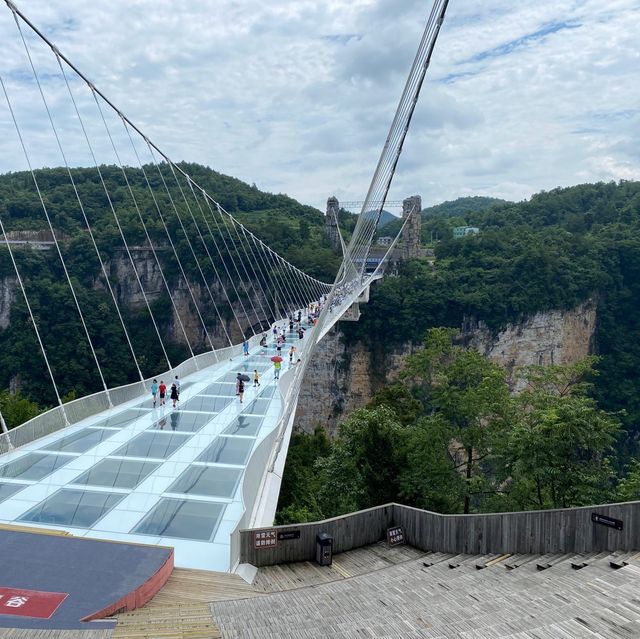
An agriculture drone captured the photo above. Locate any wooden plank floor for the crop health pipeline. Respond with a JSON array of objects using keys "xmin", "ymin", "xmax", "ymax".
[
  {"xmin": 0, "ymin": 632, "xmax": 112, "ymax": 639},
  {"xmin": 112, "ymin": 567, "xmax": 259, "ymax": 639},
  {"xmin": 252, "ymin": 541, "xmax": 426, "ymax": 593}
]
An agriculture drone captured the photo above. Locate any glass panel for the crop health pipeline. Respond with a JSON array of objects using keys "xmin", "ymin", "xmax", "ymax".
[
  {"xmin": 41, "ymin": 428, "xmax": 116, "ymax": 454},
  {"xmin": 181, "ymin": 396, "xmax": 233, "ymax": 413},
  {"xmin": 201, "ymin": 383, "xmax": 237, "ymax": 396},
  {"xmin": 18, "ymin": 489, "xmax": 125, "ymax": 527},
  {"xmin": 133, "ymin": 498, "xmax": 225, "ymax": 541},
  {"xmin": 219, "ymin": 367, "xmax": 270, "ymax": 381},
  {"xmin": 112, "ymin": 432, "xmax": 191, "ymax": 459},
  {"xmin": 167, "ymin": 466, "xmax": 242, "ymax": 498},
  {"xmin": 258, "ymin": 385, "xmax": 277, "ymax": 399},
  {"xmin": 0, "ymin": 453, "xmax": 73, "ymax": 481},
  {"xmin": 196, "ymin": 437, "xmax": 254, "ymax": 466},
  {"xmin": 149, "ymin": 411, "xmax": 212, "ymax": 433},
  {"xmin": 222, "ymin": 415, "xmax": 263, "ymax": 436},
  {"xmin": 241, "ymin": 398, "xmax": 271, "ymax": 416},
  {"xmin": 72, "ymin": 459, "xmax": 160, "ymax": 489},
  {"xmin": 0, "ymin": 482, "xmax": 28, "ymax": 503},
  {"xmin": 93, "ymin": 409, "xmax": 151, "ymax": 429}
]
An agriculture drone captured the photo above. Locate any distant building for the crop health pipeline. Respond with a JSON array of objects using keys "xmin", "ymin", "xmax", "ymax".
[
  {"xmin": 377, "ymin": 236, "xmax": 393, "ymax": 246},
  {"xmin": 453, "ymin": 226, "xmax": 480, "ymax": 238}
]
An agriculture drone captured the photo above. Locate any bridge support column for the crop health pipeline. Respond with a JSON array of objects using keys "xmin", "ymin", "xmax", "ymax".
[
  {"xmin": 401, "ymin": 195, "xmax": 422, "ymax": 260},
  {"xmin": 325, "ymin": 197, "xmax": 340, "ymax": 250}
]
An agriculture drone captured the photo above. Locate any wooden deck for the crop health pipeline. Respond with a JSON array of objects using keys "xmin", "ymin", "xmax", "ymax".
[
  {"xmin": 252, "ymin": 540, "xmax": 425, "ymax": 592},
  {"xmin": 0, "ymin": 632, "xmax": 112, "ymax": 639},
  {"xmin": 112, "ymin": 567, "xmax": 258, "ymax": 639}
]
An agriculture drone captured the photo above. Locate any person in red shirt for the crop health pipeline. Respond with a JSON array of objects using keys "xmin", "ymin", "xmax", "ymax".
[{"xmin": 158, "ymin": 380, "xmax": 167, "ymax": 406}]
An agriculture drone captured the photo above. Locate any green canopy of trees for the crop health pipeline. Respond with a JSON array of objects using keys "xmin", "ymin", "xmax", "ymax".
[
  {"xmin": 0, "ymin": 163, "xmax": 341, "ymax": 409},
  {"xmin": 277, "ymin": 329, "xmax": 622, "ymax": 522},
  {"xmin": 342, "ymin": 179, "xmax": 640, "ymax": 455}
]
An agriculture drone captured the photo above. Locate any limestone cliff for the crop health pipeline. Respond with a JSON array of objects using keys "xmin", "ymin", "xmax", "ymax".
[
  {"xmin": 295, "ymin": 299, "xmax": 598, "ymax": 437},
  {"xmin": 459, "ymin": 298, "xmax": 597, "ymax": 389}
]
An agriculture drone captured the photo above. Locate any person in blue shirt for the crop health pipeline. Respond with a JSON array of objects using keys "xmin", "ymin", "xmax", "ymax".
[
  {"xmin": 243, "ymin": 340, "xmax": 249, "ymax": 356},
  {"xmin": 150, "ymin": 379, "xmax": 159, "ymax": 407}
]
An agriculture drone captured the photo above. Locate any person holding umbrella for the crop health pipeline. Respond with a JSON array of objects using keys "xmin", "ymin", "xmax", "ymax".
[
  {"xmin": 271, "ymin": 354, "xmax": 283, "ymax": 379},
  {"xmin": 236, "ymin": 372, "xmax": 250, "ymax": 403}
]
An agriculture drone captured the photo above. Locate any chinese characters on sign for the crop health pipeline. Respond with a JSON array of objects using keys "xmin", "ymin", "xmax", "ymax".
[
  {"xmin": 387, "ymin": 526, "xmax": 405, "ymax": 546},
  {"xmin": 591, "ymin": 513, "xmax": 624, "ymax": 531},
  {"xmin": 0, "ymin": 587, "xmax": 68, "ymax": 619},
  {"xmin": 254, "ymin": 529, "xmax": 277, "ymax": 549}
]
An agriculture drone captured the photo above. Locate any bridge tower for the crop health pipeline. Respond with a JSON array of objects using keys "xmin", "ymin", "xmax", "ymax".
[
  {"xmin": 401, "ymin": 195, "xmax": 422, "ymax": 260},
  {"xmin": 325, "ymin": 196, "xmax": 340, "ymax": 250}
]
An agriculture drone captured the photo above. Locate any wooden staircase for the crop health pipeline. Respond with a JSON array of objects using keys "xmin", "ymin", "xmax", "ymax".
[{"xmin": 112, "ymin": 568, "xmax": 259, "ymax": 639}]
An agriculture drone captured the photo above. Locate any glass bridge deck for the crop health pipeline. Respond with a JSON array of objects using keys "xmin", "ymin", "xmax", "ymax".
[{"xmin": 0, "ymin": 332, "xmax": 303, "ymax": 572}]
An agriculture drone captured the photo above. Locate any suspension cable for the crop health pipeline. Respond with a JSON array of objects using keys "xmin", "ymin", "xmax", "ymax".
[
  {"xmin": 90, "ymin": 88, "xmax": 172, "ymax": 370},
  {"xmin": 165, "ymin": 162, "xmax": 260, "ymax": 336},
  {"xmin": 10, "ymin": 15, "xmax": 112, "ymax": 399},
  {"xmin": 55, "ymin": 58, "xmax": 145, "ymax": 384},
  {"xmin": 118, "ymin": 118, "xmax": 205, "ymax": 357}
]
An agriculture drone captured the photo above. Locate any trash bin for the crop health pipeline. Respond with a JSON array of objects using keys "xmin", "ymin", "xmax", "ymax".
[{"xmin": 316, "ymin": 532, "xmax": 333, "ymax": 566}]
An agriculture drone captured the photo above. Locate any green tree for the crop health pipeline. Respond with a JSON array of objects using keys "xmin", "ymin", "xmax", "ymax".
[
  {"xmin": 315, "ymin": 406, "xmax": 405, "ymax": 517},
  {"xmin": 399, "ymin": 415, "xmax": 465, "ymax": 512},
  {"xmin": 0, "ymin": 390, "xmax": 42, "ymax": 429},
  {"xmin": 275, "ymin": 427, "xmax": 330, "ymax": 525},
  {"xmin": 493, "ymin": 360, "xmax": 620, "ymax": 510},
  {"xmin": 403, "ymin": 328, "xmax": 512, "ymax": 513}
]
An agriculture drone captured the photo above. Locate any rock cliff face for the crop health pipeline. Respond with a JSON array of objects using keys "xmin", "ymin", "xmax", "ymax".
[
  {"xmin": 460, "ymin": 298, "xmax": 597, "ymax": 389},
  {"xmin": 0, "ymin": 276, "xmax": 17, "ymax": 330},
  {"xmin": 295, "ymin": 299, "xmax": 598, "ymax": 437},
  {"xmin": 1, "ymin": 247, "xmax": 260, "ymax": 352}
]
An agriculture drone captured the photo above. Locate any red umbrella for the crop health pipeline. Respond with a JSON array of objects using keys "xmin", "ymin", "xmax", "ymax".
[{"xmin": 271, "ymin": 356, "xmax": 283, "ymax": 363}]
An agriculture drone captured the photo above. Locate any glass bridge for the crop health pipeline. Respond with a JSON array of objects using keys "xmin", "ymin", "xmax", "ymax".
[{"xmin": 0, "ymin": 331, "xmax": 305, "ymax": 572}]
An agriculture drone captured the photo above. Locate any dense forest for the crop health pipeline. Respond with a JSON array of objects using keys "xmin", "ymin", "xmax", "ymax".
[
  {"xmin": 278, "ymin": 180, "xmax": 640, "ymax": 522},
  {"xmin": 0, "ymin": 163, "xmax": 340, "ymax": 419}
]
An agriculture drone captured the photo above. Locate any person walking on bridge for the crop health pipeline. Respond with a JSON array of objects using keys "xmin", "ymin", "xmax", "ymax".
[
  {"xmin": 170, "ymin": 382, "xmax": 179, "ymax": 409},
  {"xmin": 253, "ymin": 369, "xmax": 261, "ymax": 387},
  {"xmin": 273, "ymin": 359, "xmax": 282, "ymax": 380},
  {"xmin": 243, "ymin": 339, "xmax": 249, "ymax": 356},
  {"xmin": 151, "ymin": 379, "xmax": 158, "ymax": 408},
  {"xmin": 158, "ymin": 380, "xmax": 167, "ymax": 406},
  {"xmin": 289, "ymin": 345, "xmax": 296, "ymax": 363}
]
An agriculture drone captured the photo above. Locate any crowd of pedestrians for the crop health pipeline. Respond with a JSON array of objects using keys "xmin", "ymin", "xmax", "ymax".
[{"xmin": 148, "ymin": 300, "xmax": 329, "ymax": 411}]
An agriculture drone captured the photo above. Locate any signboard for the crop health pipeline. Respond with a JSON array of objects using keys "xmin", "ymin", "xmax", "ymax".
[
  {"xmin": 0, "ymin": 587, "xmax": 68, "ymax": 619},
  {"xmin": 254, "ymin": 529, "xmax": 277, "ymax": 549},
  {"xmin": 387, "ymin": 526, "xmax": 405, "ymax": 546},
  {"xmin": 278, "ymin": 530, "xmax": 301, "ymax": 541},
  {"xmin": 591, "ymin": 513, "xmax": 623, "ymax": 531}
]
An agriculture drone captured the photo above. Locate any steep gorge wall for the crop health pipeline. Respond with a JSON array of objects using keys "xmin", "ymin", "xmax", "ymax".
[
  {"xmin": 295, "ymin": 299, "xmax": 598, "ymax": 436},
  {"xmin": 0, "ymin": 247, "xmax": 261, "ymax": 352}
]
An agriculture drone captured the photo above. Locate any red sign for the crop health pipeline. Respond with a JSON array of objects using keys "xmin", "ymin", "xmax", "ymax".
[{"xmin": 0, "ymin": 587, "xmax": 68, "ymax": 619}]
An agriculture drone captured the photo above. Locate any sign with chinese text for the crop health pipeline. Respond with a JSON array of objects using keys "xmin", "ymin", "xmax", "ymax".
[
  {"xmin": 278, "ymin": 530, "xmax": 301, "ymax": 541},
  {"xmin": 0, "ymin": 587, "xmax": 68, "ymax": 619},
  {"xmin": 387, "ymin": 526, "xmax": 405, "ymax": 546},
  {"xmin": 254, "ymin": 529, "xmax": 277, "ymax": 549},
  {"xmin": 591, "ymin": 513, "xmax": 623, "ymax": 531}
]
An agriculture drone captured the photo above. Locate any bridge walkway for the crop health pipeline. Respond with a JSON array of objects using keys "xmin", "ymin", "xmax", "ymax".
[{"xmin": 0, "ymin": 328, "xmax": 310, "ymax": 572}]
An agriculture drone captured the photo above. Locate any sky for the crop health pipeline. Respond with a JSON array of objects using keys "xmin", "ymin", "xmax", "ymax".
[{"xmin": 1, "ymin": 0, "xmax": 639, "ymax": 212}]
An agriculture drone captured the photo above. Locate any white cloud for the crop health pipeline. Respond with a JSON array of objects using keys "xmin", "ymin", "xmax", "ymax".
[{"xmin": 0, "ymin": 0, "xmax": 639, "ymax": 211}]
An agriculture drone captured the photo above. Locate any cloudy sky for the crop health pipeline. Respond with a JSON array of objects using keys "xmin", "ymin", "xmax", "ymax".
[{"xmin": 1, "ymin": 0, "xmax": 639, "ymax": 211}]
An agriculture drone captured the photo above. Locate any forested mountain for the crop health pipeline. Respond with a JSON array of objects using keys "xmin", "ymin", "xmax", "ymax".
[
  {"xmin": 0, "ymin": 163, "xmax": 340, "ymax": 417},
  {"xmin": 278, "ymin": 180, "xmax": 640, "ymax": 522},
  {"xmin": 380, "ymin": 195, "xmax": 508, "ymax": 237},
  {"xmin": 344, "ymin": 180, "xmax": 640, "ymax": 441}
]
